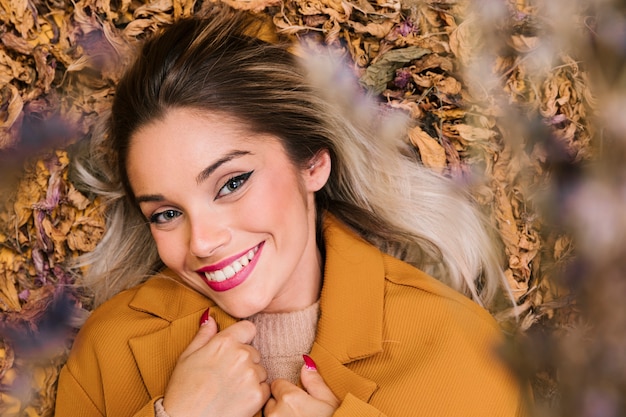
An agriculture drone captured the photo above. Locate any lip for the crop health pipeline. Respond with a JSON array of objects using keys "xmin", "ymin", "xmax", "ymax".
[{"xmin": 196, "ymin": 241, "xmax": 264, "ymax": 292}]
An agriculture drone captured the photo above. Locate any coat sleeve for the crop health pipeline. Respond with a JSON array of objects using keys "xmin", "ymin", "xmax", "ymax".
[
  {"xmin": 55, "ymin": 366, "xmax": 104, "ymax": 417},
  {"xmin": 54, "ymin": 365, "xmax": 161, "ymax": 417},
  {"xmin": 132, "ymin": 400, "xmax": 163, "ymax": 417}
]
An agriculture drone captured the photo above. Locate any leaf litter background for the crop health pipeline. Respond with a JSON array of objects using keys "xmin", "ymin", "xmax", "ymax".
[{"xmin": 1, "ymin": 0, "xmax": 625, "ymax": 415}]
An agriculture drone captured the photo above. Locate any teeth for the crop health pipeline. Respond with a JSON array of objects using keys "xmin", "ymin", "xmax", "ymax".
[
  {"xmin": 214, "ymin": 270, "xmax": 226, "ymax": 282},
  {"xmin": 203, "ymin": 246, "xmax": 258, "ymax": 282},
  {"xmin": 223, "ymin": 266, "xmax": 236, "ymax": 279}
]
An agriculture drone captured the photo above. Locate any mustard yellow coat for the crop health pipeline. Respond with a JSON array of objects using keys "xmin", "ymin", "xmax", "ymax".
[{"xmin": 55, "ymin": 216, "xmax": 529, "ymax": 417}]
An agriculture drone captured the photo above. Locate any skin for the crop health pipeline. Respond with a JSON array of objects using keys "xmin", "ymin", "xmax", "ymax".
[{"xmin": 126, "ymin": 108, "xmax": 339, "ymax": 417}]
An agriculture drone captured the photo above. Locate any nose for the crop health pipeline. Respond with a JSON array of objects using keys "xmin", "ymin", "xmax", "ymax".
[{"xmin": 188, "ymin": 216, "xmax": 231, "ymax": 259}]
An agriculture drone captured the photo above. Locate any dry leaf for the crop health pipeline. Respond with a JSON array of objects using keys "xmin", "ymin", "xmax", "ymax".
[
  {"xmin": 0, "ymin": 85, "xmax": 24, "ymax": 149},
  {"xmin": 221, "ymin": 0, "xmax": 282, "ymax": 12},
  {"xmin": 360, "ymin": 46, "xmax": 430, "ymax": 94},
  {"xmin": 1, "ymin": 32, "xmax": 34, "ymax": 55},
  {"xmin": 450, "ymin": 124, "xmax": 496, "ymax": 143},
  {"xmin": 348, "ymin": 20, "xmax": 395, "ymax": 38},
  {"xmin": 408, "ymin": 126, "xmax": 446, "ymax": 173},
  {"xmin": 0, "ymin": 249, "xmax": 21, "ymax": 311}
]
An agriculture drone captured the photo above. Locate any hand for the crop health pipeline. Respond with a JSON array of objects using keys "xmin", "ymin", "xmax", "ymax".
[
  {"xmin": 163, "ymin": 314, "xmax": 270, "ymax": 417},
  {"xmin": 264, "ymin": 356, "xmax": 340, "ymax": 417}
]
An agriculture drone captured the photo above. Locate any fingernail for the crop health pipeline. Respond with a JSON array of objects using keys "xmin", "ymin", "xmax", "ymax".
[
  {"xmin": 303, "ymin": 354, "xmax": 317, "ymax": 371},
  {"xmin": 199, "ymin": 308, "xmax": 210, "ymax": 326}
]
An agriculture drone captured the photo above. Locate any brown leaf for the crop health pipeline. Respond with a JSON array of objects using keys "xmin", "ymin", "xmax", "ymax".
[
  {"xmin": 504, "ymin": 268, "xmax": 529, "ymax": 302},
  {"xmin": 221, "ymin": 0, "xmax": 282, "ymax": 12},
  {"xmin": 66, "ymin": 185, "xmax": 90, "ymax": 211},
  {"xmin": 408, "ymin": 126, "xmax": 446, "ymax": 173},
  {"xmin": 508, "ymin": 34, "xmax": 540, "ymax": 53},
  {"xmin": 413, "ymin": 53, "xmax": 454, "ymax": 73},
  {"xmin": 348, "ymin": 20, "xmax": 395, "ymax": 38},
  {"xmin": 33, "ymin": 46, "xmax": 56, "ymax": 93},
  {"xmin": 0, "ymin": 249, "xmax": 21, "ymax": 311},
  {"xmin": 1, "ymin": 50, "xmax": 35, "ymax": 85},
  {"xmin": 436, "ymin": 75, "xmax": 461, "ymax": 95},
  {"xmin": 0, "ymin": 85, "xmax": 24, "ymax": 149},
  {"xmin": 344, "ymin": 0, "xmax": 376, "ymax": 15},
  {"xmin": 449, "ymin": 123, "xmax": 496, "ymax": 143},
  {"xmin": 554, "ymin": 235, "xmax": 573, "ymax": 261},
  {"xmin": 494, "ymin": 185, "xmax": 520, "ymax": 251},
  {"xmin": 360, "ymin": 46, "xmax": 430, "ymax": 94},
  {"xmin": 4, "ymin": 0, "xmax": 37, "ymax": 38},
  {"xmin": 13, "ymin": 174, "xmax": 44, "ymax": 228},
  {"xmin": 0, "ymin": 32, "xmax": 34, "ymax": 55}
]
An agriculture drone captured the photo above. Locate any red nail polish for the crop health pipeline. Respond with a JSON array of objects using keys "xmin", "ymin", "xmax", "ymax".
[
  {"xmin": 303, "ymin": 354, "xmax": 317, "ymax": 371},
  {"xmin": 199, "ymin": 308, "xmax": 210, "ymax": 326}
]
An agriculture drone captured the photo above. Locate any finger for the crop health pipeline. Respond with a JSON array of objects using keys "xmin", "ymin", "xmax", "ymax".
[
  {"xmin": 254, "ymin": 361, "xmax": 268, "ymax": 382},
  {"xmin": 260, "ymin": 380, "xmax": 272, "ymax": 402},
  {"xmin": 267, "ymin": 380, "xmax": 299, "ymax": 417},
  {"xmin": 242, "ymin": 343, "xmax": 263, "ymax": 365},
  {"xmin": 264, "ymin": 396, "xmax": 277, "ymax": 415},
  {"xmin": 300, "ymin": 355, "xmax": 340, "ymax": 407},
  {"xmin": 269, "ymin": 378, "xmax": 296, "ymax": 399},
  {"xmin": 181, "ymin": 311, "xmax": 218, "ymax": 356},
  {"xmin": 217, "ymin": 319, "xmax": 257, "ymax": 345}
]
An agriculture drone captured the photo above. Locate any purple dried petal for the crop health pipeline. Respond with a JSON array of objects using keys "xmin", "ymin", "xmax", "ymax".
[
  {"xmin": 44, "ymin": 155, "xmax": 64, "ymax": 210},
  {"xmin": 513, "ymin": 11, "xmax": 528, "ymax": 21},
  {"xmin": 32, "ymin": 248, "xmax": 46, "ymax": 276},
  {"xmin": 19, "ymin": 289, "xmax": 30, "ymax": 301},
  {"xmin": 53, "ymin": 264, "xmax": 75, "ymax": 285},
  {"xmin": 33, "ymin": 210, "xmax": 53, "ymax": 252},
  {"xmin": 396, "ymin": 19, "xmax": 415, "ymax": 37},
  {"xmin": 545, "ymin": 114, "xmax": 568, "ymax": 125},
  {"xmin": 394, "ymin": 68, "xmax": 413, "ymax": 89}
]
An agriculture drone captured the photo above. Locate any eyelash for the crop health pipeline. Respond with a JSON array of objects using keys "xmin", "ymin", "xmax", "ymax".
[
  {"xmin": 148, "ymin": 171, "xmax": 253, "ymax": 225},
  {"xmin": 149, "ymin": 209, "xmax": 181, "ymax": 225},
  {"xmin": 216, "ymin": 171, "xmax": 253, "ymax": 199}
]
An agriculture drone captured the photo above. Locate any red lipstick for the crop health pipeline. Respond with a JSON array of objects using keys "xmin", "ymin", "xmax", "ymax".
[{"xmin": 197, "ymin": 241, "xmax": 264, "ymax": 292}]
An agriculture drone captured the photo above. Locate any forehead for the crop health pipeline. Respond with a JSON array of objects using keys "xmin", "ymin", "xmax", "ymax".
[
  {"xmin": 125, "ymin": 108, "xmax": 290, "ymax": 187},
  {"xmin": 135, "ymin": 108, "xmax": 252, "ymax": 143},
  {"xmin": 128, "ymin": 108, "xmax": 263, "ymax": 161}
]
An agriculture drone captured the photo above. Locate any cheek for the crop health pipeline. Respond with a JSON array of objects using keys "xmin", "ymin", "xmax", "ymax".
[
  {"xmin": 253, "ymin": 171, "xmax": 309, "ymax": 220},
  {"xmin": 151, "ymin": 230, "xmax": 186, "ymax": 268}
]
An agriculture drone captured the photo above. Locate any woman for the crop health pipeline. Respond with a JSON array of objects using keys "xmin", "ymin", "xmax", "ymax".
[{"xmin": 55, "ymin": 5, "xmax": 528, "ymax": 417}]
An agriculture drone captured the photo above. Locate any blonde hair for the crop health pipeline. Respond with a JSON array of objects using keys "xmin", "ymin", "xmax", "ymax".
[{"xmin": 72, "ymin": 5, "xmax": 511, "ymax": 310}]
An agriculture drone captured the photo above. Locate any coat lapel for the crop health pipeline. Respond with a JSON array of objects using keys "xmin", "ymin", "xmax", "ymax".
[
  {"xmin": 129, "ymin": 314, "xmax": 200, "ymax": 397},
  {"xmin": 310, "ymin": 342, "xmax": 378, "ymax": 402},
  {"xmin": 311, "ymin": 215, "xmax": 386, "ymax": 402},
  {"xmin": 126, "ymin": 271, "xmax": 212, "ymax": 399}
]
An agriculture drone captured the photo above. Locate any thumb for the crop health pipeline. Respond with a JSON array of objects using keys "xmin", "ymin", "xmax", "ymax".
[
  {"xmin": 183, "ymin": 308, "xmax": 218, "ymax": 356},
  {"xmin": 300, "ymin": 355, "xmax": 339, "ymax": 407}
]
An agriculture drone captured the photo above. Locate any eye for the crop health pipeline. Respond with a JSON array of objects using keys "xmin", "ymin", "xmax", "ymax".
[
  {"xmin": 149, "ymin": 209, "xmax": 182, "ymax": 224},
  {"xmin": 217, "ymin": 171, "xmax": 253, "ymax": 198}
]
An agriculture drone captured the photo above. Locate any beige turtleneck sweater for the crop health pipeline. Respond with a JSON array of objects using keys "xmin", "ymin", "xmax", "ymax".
[{"xmin": 247, "ymin": 301, "xmax": 319, "ymax": 384}]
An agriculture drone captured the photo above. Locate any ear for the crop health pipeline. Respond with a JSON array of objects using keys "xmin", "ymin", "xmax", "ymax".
[{"xmin": 302, "ymin": 149, "xmax": 331, "ymax": 192}]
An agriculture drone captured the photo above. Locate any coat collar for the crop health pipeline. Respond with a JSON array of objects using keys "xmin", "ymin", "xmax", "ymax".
[
  {"xmin": 310, "ymin": 214, "xmax": 384, "ymax": 402},
  {"xmin": 126, "ymin": 271, "xmax": 212, "ymax": 397},
  {"xmin": 315, "ymin": 215, "xmax": 385, "ymax": 362},
  {"xmin": 125, "ymin": 214, "xmax": 384, "ymax": 403}
]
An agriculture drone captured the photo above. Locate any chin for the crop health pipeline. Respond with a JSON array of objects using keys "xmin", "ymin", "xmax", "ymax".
[{"xmin": 221, "ymin": 300, "xmax": 269, "ymax": 319}]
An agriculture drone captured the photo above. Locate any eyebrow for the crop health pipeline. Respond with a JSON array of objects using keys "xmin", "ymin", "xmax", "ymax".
[
  {"xmin": 134, "ymin": 150, "xmax": 251, "ymax": 205},
  {"xmin": 195, "ymin": 150, "xmax": 251, "ymax": 184},
  {"xmin": 135, "ymin": 194, "xmax": 164, "ymax": 204}
]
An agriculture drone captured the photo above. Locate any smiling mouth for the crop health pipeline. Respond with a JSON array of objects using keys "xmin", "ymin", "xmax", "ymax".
[{"xmin": 202, "ymin": 245, "xmax": 260, "ymax": 283}]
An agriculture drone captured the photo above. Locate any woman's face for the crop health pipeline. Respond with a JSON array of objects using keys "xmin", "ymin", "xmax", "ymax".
[{"xmin": 126, "ymin": 108, "xmax": 331, "ymax": 318}]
